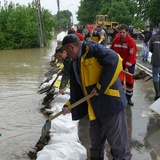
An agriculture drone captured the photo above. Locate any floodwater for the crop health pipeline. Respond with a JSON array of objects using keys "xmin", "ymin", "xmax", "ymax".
[{"xmin": 0, "ymin": 40, "xmax": 57, "ymax": 160}]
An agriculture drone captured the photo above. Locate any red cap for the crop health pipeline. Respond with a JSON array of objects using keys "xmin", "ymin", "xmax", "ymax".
[
  {"xmin": 87, "ymin": 25, "xmax": 93, "ymax": 31},
  {"xmin": 71, "ymin": 27, "xmax": 75, "ymax": 31}
]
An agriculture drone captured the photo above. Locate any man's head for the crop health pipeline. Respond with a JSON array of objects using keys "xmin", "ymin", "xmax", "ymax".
[
  {"xmin": 87, "ymin": 25, "xmax": 93, "ymax": 33},
  {"xmin": 119, "ymin": 24, "xmax": 129, "ymax": 40},
  {"xmin": 55, "ymin": 45, "xmax": 67, "ymax": 60},
  {"xmin": 146, "ymin": 25, "xmax": 150, "ymax": 31},
  {"xmin": 62, "ymin": 34, "xmax": 81, "ymax": 60},
  {"xmin": 68, "ymin": 28, "xmax": 76, "ymax": 34},
  {"xmin": 96, "ymin": 24, "xmax": 103, "ymax": 31}
]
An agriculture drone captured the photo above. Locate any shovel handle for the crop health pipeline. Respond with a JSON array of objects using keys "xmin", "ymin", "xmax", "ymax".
[
  {"xmin": 122, "ymin": 70, "xmax": 133, "ymax": 76},
  {"xmin": 49, "ymin": 93, "xmax": 94, "ymax": 120}
]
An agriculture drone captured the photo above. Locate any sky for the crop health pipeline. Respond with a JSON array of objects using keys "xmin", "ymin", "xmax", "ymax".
[{"xmin": 3, "ymin": 0, "xmax": 81, "ymax": 23}]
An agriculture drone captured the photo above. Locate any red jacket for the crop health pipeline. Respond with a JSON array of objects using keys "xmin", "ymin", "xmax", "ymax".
[{"xmin": 110, "ymin": 34, "xmax": 137, "ymax": 69}]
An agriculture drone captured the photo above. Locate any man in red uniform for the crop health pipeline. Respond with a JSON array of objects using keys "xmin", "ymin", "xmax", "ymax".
[{"xmin": 110, "ymin": 24, "xmax": 137, "ymax": 106}]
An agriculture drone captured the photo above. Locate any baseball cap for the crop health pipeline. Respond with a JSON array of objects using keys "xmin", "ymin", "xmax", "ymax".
[
  {"xmin": 55, "ymin": 45, "xmax": 63, "ymax": 53},
  {"xmin": 62, "ymin": 34, "xmax": 80, "ymax": 46},
  {"xmin": 87, "ymin": 25, "xmax": 93, "ymax": 31},
  {"xmin": 97, "ymin": 24, "xmax": 102, "ymax": 27}
]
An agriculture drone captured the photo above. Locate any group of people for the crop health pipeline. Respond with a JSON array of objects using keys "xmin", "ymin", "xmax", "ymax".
[
  {"xmin": 84, "ymin": 24, "xmax": 108, "ymax": 47},
  {"xmin": 54, "ymin": 23, "xmax": 160, "ymax": 160}
]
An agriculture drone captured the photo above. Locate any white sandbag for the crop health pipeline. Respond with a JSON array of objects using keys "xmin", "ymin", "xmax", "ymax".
[
  {"xmin": 56, "ymin": 31, "xmax": 67, "ymax": 42},
  {"xmin": 37, "ymin": 141, "xmax": 87, "ymax": 160},
  {"xmin": 37, "ymin": 92, "xmax": 87, "ymax": 160},
  {"xmin": 49, "ymin": 132, "xmax": 79, "ymax": 144}
]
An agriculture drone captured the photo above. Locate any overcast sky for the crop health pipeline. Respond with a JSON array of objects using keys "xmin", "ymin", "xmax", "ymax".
[{"xmin": 2, "ymin": 0, "xmax": 81, "ymax": 23}]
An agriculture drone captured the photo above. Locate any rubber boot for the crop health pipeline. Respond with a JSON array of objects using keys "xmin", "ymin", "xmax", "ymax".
[
  {"xmin": 153, "ymin": 82, "xmax": 160, "ymax": 100},
  {"xmin": 90, "ymin": 149, "xmax": 104, "ymax": 160}
]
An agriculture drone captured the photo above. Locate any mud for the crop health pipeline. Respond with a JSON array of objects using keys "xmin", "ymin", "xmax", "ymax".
[{"xmin": 28, "ymin": 134, "xmax": 50, "ymax": 160}]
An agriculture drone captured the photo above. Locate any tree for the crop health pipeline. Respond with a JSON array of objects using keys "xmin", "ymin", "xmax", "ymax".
[
  {"xmin": 107, "ymin": 1, "xmax": 133, "ymax": 25},
  {"xmin": 77, "ymin": 0, "xmax": 102, "ymax": 25},
  {"xmin": 55, "ymin": 10, "xmax": 72, "ymax": 31},
  {"xmin": 145, "ymin": 0, "xmax": 160, "ymax": 27},
  {"xmin": 136, "ymin": 0, "xmax": 150, "ymax": 21},
  {"xmin": 0, "ymin": 0, "xmax": 56, "ymax": 49},
  {"xmin": 77, "ymin": 0, "xmax": 144, "ymax": 29}
]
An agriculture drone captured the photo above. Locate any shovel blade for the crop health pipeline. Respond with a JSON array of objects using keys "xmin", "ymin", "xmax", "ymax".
[{"xmin": 41, "ymin": 120, "xmax": 51, "ymax": 141}]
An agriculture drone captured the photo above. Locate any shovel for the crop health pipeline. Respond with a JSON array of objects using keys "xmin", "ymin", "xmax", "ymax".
[
  {"xmin": 40, "ymin": 93, "xmax": 94, "ymax": 141},
  {"xmin": 52, "ymin": 85, "xmax": 69, "ymax": 99},
  {"xmin": 37, "ymin": 70, "xmax": 61, "ymax": 94}
]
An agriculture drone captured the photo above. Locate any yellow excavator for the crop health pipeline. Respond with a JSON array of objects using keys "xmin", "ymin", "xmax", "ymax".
[{"xmin": 95, "ymin": 15, "xmax": 119, "ymax": 42}]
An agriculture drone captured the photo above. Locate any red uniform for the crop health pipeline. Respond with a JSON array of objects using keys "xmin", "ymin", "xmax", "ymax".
[
  {"xmin": 110, "ymin": 34, "xmax": 137, "ymax": 69},
  {"xmin": 110, "ymin": 33, "xmax": 137, "ymax": 102}
]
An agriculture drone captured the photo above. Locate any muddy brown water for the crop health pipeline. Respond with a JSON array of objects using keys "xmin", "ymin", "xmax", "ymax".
[{"xmin": 0, "ymin": 40, "xmax": 57, "ymax": 160}]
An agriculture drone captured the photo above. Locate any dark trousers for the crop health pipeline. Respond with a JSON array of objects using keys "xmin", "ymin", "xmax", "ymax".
[{"xmin": 89, "ymin": 110, "xmax": 131, "ymax": 160}]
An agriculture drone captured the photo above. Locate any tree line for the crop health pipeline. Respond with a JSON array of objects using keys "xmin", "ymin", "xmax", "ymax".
[
  {"xmin": 0, "ymin": 0, "xmax": 72, "ymax": 50},
  {"xmin": 77, "ymin": 0, "xmax": 160, "ymax": 29}
]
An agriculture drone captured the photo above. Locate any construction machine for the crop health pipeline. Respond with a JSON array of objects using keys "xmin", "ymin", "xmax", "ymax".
[{"xmin": 95, "ymin": 15, "xmax": 119, "ymax": 42}]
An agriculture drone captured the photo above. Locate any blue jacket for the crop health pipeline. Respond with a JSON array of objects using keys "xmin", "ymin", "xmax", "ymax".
[{"xmin": 66, "ymin": 41, "xmax": 127, "ymax": 121}]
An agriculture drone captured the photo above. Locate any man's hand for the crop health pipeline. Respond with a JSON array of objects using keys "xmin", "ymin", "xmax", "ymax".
[
  {"xmin": 62, "ymin": 107, "xmax": 71, "ymax": 115},
  {"xmin": 57, "ymin": 70, "xmax": 63, "ymax": 76},
  {"xmin": 124, "ymin": 68, "xmax": 128, "ymax": 72},
  {"xmin": 91, "ymin": 88, "xmax": 100, "ymax": 96},
  {"xmin": 59, "ymin": 88, "xmax": 65, "ymax": 94}
]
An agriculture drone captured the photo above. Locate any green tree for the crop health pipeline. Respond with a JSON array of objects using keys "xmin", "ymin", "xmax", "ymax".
[
  {"xmin": 55, "ymin": 10, "xmax": 72, "ymax": 31},
  {"xmin": 136, "ymin": 0, "xmax": 149, "ymax": 21},
  {"xmin": 0, "ymin": 0, "xmax": 56, "ymax": 50},
  {"xmin": 107, "ymin": 1, "xmax": 133, "ymax": 25},
  {"xmin": 77, "ymin": 0, "xmax": 102, "ymax": 25},
  {"xmin": 77, "ymin": 0, "xmax": 144, "ymax": 28},
  {"xmin": 145, "ymin": 0, "xmax": 160, "ymax": 27}
]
